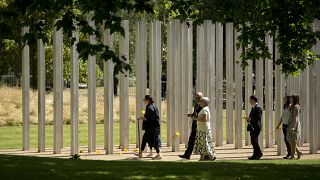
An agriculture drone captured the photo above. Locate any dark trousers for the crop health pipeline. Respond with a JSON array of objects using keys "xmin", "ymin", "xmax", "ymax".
[
  {"xmin": 184, "ymin": 120, "xmax": 197, "ymax": 157},
  {"xmin": 141, "ymin": 132, "xmax": 148, "ymax": 151},
  {"xmin": 282, "ymin": 124, "xmax": 291, "ymax": 156},
  {"xmin": 141, "ymin": 132, "xmax": 160, "ymax": 153},
  {"xmin": 250, "ymin": 129, "xmax": 262, "ymax": 157}
]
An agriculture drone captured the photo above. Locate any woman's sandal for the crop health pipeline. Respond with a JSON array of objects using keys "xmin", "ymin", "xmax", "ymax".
[{"xmin": 297, "ymin": 152, "xmax": 303, "ymax": 160}]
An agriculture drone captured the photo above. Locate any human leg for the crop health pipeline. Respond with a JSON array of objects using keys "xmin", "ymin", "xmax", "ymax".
[
  {"xmin": 290, "ymin": 139, "xmax": 296, "ymax": 159},
  {"xmin": 250, "ymin": 130, "xmax": 262, "ymax": 159},
  {"xmin": 179, "ymin": 121, "xmax": 197, "ymax": 159},
  {"xmin": 282, "ymin": 124, "xmax": 291, "ymax": 158}
]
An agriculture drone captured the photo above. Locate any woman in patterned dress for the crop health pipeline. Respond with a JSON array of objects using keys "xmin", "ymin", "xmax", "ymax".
[
  {"xmin": 193, "ymin": 97, "xmax": 216, "ymax": 161},
  {"xmin": 288, "ymin": 95, "xmax": 302, "ymax": 159}
]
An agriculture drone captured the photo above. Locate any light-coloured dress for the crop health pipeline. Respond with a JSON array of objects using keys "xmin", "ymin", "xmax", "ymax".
[
  {"xmin": 193, "ymin": 106, "xmax": 215, "ymax": 156},
  {"xmin": 288, "ymin": 105, "xmax": 301, "ymax": 142}
]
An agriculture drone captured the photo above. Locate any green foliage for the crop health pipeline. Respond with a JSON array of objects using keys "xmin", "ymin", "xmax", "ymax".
[
  {"xmin": 164, "ymin": 0, "xmax": 320, "ymax": 76},
  {"xmin": 0, "ymin": 0, "xmax": 154, "ymax": 76}
]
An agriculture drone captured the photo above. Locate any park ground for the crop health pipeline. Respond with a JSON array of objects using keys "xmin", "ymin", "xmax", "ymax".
[
  {"xmin": 0, "ymin": 86, "xmax": 320, "ymax": 179},
  {"xmin": 0, "ymin": 154, "xmax": 320, "ymax": 179}
]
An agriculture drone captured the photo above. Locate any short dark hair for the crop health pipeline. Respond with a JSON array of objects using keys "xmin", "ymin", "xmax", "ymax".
[
  {"xmin": 250, "ymin": 95, "xmax": 258, "ymax": 102},
  {"xmin": 144, "ymin": 95, "xmax": 155, "ymax": 103}
]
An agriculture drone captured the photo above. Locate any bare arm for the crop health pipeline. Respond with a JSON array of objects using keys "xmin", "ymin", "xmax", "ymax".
[{"xmin": 276, "ymin": 116, "xmax": 283, "ymax": 129}]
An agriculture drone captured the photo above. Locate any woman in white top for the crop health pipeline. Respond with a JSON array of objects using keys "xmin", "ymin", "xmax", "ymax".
[
  {"xmin": 193, "ymin": 97, "xmax": 216, "ymax": 161},
  {"xmin": 276, "ymin": 95, "xmax": 291, "ymax": 159}
]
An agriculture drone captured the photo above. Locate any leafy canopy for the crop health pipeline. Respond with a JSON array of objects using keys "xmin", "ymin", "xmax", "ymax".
[
  {"xmin": 164, "ymin": 0, "xmax": 320, "ymax": 75},
  {"xmin": 0, "ymin": 0, "xmax": 153, "ymax": 75},
  {"xmin": 1, "ymin": 0, "xmax": 320, "ymax": 76}
]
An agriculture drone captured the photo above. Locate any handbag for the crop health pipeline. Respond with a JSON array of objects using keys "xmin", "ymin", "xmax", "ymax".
[{"xmin": 247, "ymin": 123, "xmax": 254, "ymax": 131}]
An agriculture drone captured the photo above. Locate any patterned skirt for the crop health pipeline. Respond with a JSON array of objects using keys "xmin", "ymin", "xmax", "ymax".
[
  {"xmin": 288, "ymin": 121, "xmax": 301, "ymax": 142},
  {"xmin": 194, "ymin": 130, "xmax": 215, "ymax": 156}
]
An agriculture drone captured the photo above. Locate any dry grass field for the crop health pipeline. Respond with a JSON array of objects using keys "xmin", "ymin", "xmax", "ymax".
[{"xmin": 0, "ymin": 86, "xmax": 167, "ymax": 127}]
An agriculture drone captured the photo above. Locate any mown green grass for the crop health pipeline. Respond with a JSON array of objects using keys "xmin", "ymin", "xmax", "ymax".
[
  {"xmin": 0, "ymin": 123, "xmax": 167, "ymax": 149},
  {"xmin": 0, "ymin": 110, "xmax": 275, "ymax": 150},
  {"xmin": 0, "ymin": 155, "xmax": 319, "ymax": 179}
]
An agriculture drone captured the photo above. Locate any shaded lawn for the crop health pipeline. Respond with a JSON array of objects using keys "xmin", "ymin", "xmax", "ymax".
[{"xmin": 0, "ymin": 155, "xmax": 320, "ymax": 180}]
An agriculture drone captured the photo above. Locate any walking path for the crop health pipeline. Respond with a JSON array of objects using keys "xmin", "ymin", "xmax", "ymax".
[{"xmin": 1, "ymin": 143, "xmax": 319, "ymax": 161}]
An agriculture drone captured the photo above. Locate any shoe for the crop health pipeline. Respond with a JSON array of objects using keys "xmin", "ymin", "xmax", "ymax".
[
  {"xmin": 152, "ymin": 154, "xmax": 162, "ymax": 160},
  {"xmin": 255, "ymin": 153, "xmax": 263, "ymax": 160},
  {"xmin": 178, "ymin": 154, "xmax": 190, "ymax": 160},
  {"xmin": 248, "ymin": 156, "xmax": 256, "ymax": 160},
  {"xmin": 297, "ymin": 152, "xmax": 303, "ymax": 160},
  {"xmin": 210, "ymin": 156, "xmax": 216, "ymax": 161},
  {"xmin": 283, "ymin": 155, "xmax": 291, "ymax": 159}
]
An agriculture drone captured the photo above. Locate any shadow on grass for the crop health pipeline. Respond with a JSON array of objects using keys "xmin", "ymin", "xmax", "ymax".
[{"xmin": 0, "ymin": 155, "xmax": 320, "ymax": 179}]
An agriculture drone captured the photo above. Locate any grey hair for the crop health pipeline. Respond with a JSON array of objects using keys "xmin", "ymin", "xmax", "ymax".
[{"xmin": 201, "ymin": 97, "xmax": 210, "ymax": 105}]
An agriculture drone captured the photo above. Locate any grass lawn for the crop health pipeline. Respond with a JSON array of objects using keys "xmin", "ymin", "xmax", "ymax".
[
  {"xmin": 0, "ymin": 155, "xmax": 320, "ymax": 179},
  {"xmin": 0, "ymin": 123, "xmax": 167, "ymax": 150}
]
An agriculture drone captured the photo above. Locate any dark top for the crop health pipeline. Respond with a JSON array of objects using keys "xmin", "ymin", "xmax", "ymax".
[
  {"xmin": 249, "ymin": 104, "xmax": 262, "ymax": 130},
  {"xmin": 143, "ymin": 103, "xmax": 160, "ymax": 135},
  {"xmin": 190, "ymin": 103, "xmax": 202, "ymax": 131},
  {"xmin": 193, "ymin": 103, "xmax": 203, "ymax": 120}
]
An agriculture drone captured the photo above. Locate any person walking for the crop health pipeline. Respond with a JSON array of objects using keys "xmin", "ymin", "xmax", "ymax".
[
  {"xmin": 276, "ymin": 95, "xmax": 292, "ymax": 159},
  {"xmin": 138, "ymin": 95, "xmax": 162, "ymax": 160},
  {"xmin": 288, "ymin": 95, "xmax": 302, "ymax": 160},
  {"xmin": 245, "ymin": 95, "xmax": 263, "ymax": 160},
  {"xmin": 193, "ymin": 97, "xmax": 216, "ymax": 161},
  {"xmin": 178, "ymin": 92, "xmax": 203, "ymax": 160}
]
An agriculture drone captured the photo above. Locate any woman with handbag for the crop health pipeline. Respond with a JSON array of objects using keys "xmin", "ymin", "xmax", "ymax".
[{"xmin": 138, "ymin": 95, "xmax": 162, "ymax": 160}]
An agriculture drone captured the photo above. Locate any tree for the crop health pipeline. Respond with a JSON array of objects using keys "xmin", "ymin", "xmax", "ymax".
[
  {"xmin": 164, "ymin": 0, "xmax": 320, "ymax": 76},
  {"xmin": 0, "ymin": 0, "xmax": 153, "ymax": 77}
]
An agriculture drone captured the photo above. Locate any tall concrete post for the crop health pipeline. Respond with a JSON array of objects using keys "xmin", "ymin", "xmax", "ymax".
[
  {"xmin": 119, "ymin": 20, "xmax": 129, "ymax": 150},
  {"xmin": 255, "ymin": 58, "xmax": 264, "ymax": 151},
  {"xmin": 275, "ymin": 41, "xmax": 285, "ymax": 155},
  {"xmin": 215, "ymin": 23, "xmax": 223, "ymax": 146},
  {"xmin": 22, "ymin": 27, "xmax": 30, "ymax": 151},
  {"xmin": 135, "ymin": 21, "xmax": 147, "ymax": 148},
  {"xmin": 234, "ymin": 29, "xmax": 243, "ymax": 149},
  {"xmin": 185, "ymin": 22, "xmax": 193, "ymax": 147},
  {"xmin": 209, "ymin": 24, "xmax": 216, "ymax": 140},
  {"xmin": 196, "ymin": 25, "xmax": 205, "ymax": 93},
  {"xmin": 244, "ymin": 59, "xmax": 253, "ymax": 145},
  {"xmin": 37, "ymin": 38, "xmax": 46, "ymax": 152},
  {"xmin": 53, "ymin": 23, "xmax": 64, "ymax": 154},
  {"xmin": 181, "ymin": 22, "xmax": 188, "ymax": 144},
  {"xmin": 265, "ymin": 35, "xmax": 273, "ymax": 148},
  {"xmin": 103, "ymin": 28, "xmax": 114, "ymax": 154},
  {"xmin": 70, "ymin": 30, "xmax": 79, "ymax": 155},
  {"xmin": 149, "ymin": 21, "xmax": 162, "ymax": 127},
  {"xmin": 166, "ymin": 21, "xmax": 173, "ymax": 147},
  {"xmin": 88, "ymin": 21, "xmax": 97, "ymax": 153},
  {"xmin": 173, "ymin": 20, "xmax": 181, "ymax": 150},
  {"xmin": 300, "ymin": 68, "xmax": 309, "ymax": 144},
  {"xmin": 226, "ymin": 23, "xmax": 234, "ymax": 144}
]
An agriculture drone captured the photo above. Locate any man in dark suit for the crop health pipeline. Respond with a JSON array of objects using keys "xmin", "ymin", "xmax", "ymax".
[
  {"xmin": 246, "ymin": 95, "xmax": 263, "ymax": 160},
  {"xmin": 178, "ymin": 91, "xmax": 203, "ymax": 160}
]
